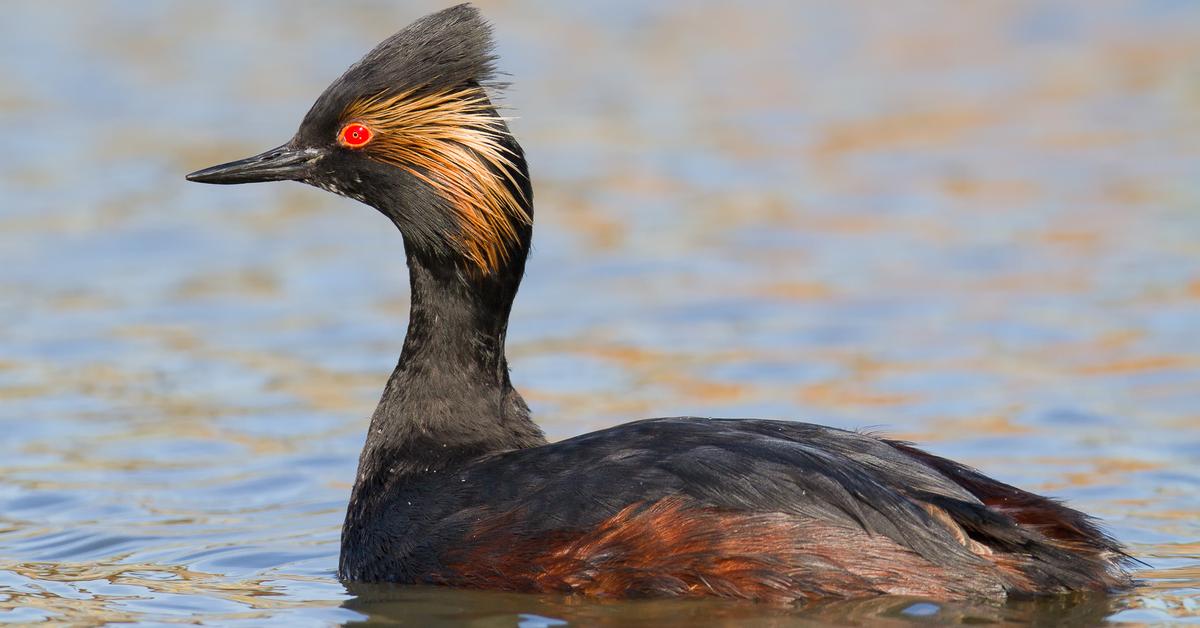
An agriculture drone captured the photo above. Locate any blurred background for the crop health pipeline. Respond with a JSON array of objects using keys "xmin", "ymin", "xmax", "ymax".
[{"xmin": 1, "ymin": 0, "xmax": 1197, "ymax": 625}]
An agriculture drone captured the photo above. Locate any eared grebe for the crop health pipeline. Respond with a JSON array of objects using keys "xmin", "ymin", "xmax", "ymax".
[{"xmin": 187, "ymin": 4, "xmax": 1133, "ymax": 603}]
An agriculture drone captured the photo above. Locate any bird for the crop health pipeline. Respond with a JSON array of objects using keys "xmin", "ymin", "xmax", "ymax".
[{"xmin": 186, "ymin": 4, "xmax": 1134, "ymax": 604}]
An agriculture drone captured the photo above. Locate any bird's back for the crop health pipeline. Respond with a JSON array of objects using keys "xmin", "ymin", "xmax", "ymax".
[{"xmin": 339, "ymin": 417, "xmax": 1131, "ymax": 602}]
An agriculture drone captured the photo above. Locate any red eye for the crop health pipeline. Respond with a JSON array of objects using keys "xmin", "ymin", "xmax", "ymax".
[{"xmin": 339, "ymin": 123, "xmax": 372, "ymax": 148}]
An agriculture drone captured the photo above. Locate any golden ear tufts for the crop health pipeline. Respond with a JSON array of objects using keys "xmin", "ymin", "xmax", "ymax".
[{"xmin": 342, "ymin": 88, "xmax": 529, "ymax": 274}]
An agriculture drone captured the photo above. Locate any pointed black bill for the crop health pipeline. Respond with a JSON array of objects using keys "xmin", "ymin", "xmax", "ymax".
[{"xmin": 186, "ymin": 144, "xmax": 321, "ymax": 184}]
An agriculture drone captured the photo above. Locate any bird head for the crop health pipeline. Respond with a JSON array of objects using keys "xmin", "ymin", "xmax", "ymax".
[{"xmin": 187, "ymin": 4, "xmax": 531, "ymax": 275}]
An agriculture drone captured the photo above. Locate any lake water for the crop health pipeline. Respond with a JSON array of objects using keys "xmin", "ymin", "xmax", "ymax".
[{"xmin": 1, "ymin": 1, "xmax": 1197, "ymax": 625}]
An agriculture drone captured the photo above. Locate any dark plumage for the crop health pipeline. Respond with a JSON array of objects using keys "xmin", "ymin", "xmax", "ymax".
[
  {"xmin": 186, "ymin": 4, "xmax": 1134, "ymax": 603},
  {"xmin": 338, "ymin": 418, "xmax": 1130, "ymax": 601}
]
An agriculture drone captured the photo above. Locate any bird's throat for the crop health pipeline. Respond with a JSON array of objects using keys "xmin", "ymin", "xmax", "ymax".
[{"xmin": 351, "ymin": 235, "xmax": 544, "ymax": 492}]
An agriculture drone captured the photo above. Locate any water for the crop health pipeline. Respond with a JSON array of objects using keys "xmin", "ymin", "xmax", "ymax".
[{"xmin": 1, "ymin": 1, "xmax": 1197, "ymax": 624}]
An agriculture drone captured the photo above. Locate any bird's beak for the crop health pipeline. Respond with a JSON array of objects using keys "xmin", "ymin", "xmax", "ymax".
[{"xmin": 186, "ymin": 144, "xmax": 321, "ymax": 184}]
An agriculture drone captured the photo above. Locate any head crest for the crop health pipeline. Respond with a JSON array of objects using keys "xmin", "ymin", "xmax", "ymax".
[{"xmin": 334, "ymin": 4, "xmax": 500, "ymax": 99}]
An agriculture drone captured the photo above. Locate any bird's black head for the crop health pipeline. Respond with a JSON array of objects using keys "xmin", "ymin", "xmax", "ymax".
[{"xmin": 187, "ymin": 4, "xmax": 531, "ymax": 275}]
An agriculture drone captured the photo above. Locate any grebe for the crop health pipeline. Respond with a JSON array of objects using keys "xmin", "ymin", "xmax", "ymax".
[{"xmin": 187, "ymin": 4, "xmax": 1133, "ymax": 603}]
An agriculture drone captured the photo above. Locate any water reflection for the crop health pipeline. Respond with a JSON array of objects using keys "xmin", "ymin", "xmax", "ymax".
[
  {"xmin": 343, "ymin": 585, "xmax": 1126, "ymax": 627},
  {"xmin": 1, "ymin": 0, "xmax": 1198, "ymax": 624}
]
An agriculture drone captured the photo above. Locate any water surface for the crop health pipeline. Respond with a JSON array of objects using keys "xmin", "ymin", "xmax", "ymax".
[{"xmin": 1, "ymin": 1, "xmax": 1198, "ymax": 624}]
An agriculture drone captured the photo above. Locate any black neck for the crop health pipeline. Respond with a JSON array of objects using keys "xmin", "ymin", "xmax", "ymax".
[{"xmin": 352, "ymin": 230, "xmax": 545, "ymax": 490}]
